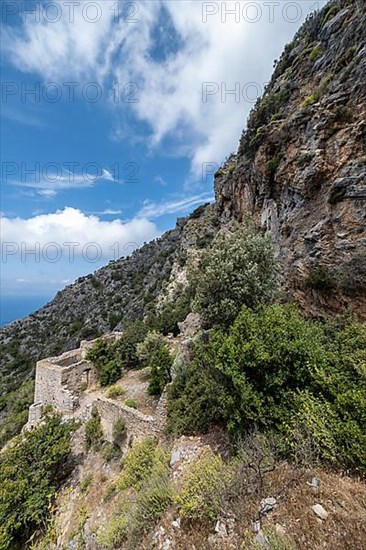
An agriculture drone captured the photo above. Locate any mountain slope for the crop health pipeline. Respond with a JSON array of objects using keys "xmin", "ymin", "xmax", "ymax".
[
  {"xmin": 1, "ymin": 0, "xmax": 365, "ymax": 443},
  {"xmin": 0, "ymin": 205, "xmax": 218, "ymax": 440},
  {"xmin": 215, "ymin": 0, "xmax": 366, "ymax": 318}
]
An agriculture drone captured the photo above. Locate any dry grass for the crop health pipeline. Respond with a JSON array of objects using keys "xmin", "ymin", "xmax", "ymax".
[
  {"xmin": 264, "ymin": 466, "xmax": 366, "ymax": 549},
  {"xmin": 139, "ymin": 461, "xmax": 366, "ymax": 550}
]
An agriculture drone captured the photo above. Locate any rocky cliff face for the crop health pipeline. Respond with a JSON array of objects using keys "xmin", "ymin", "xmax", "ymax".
[{"xmin": 215, "ymin": 0, "xmax": 366, "ymax": 319}]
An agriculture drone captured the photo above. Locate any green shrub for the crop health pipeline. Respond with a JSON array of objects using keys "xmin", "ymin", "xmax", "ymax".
[
  {"xmin": 128, "ymin": 470, "xmax": 172, "ymax": 545},
  {"xmin": 85, "ymin": 407, "xmax": 103, "ymax": 450},
  {"xmin": 335, "ymin": 105, "xmax": 353, "ymax": 121},
  {"xmin": 102, "ymin": 442, "xmax": 122, "ymax": 462},
  {"xmin": 124, "ymin": 398, "xmax": 138, "ymax": 409},
  {"xmin": 43, "ymin": 403, "xmax": 54, "ymax": 415},
  {"xmin": 118, "ymin": 438, "xmax": 168, "ymax": 491},
  {"xmin": 87, "ymin": 323, "xmax": 150, "ymax": 385},
  {"xmin": 305, "ymin": 266, "xmax": 334, "ymax": 290},
  {"xmin": 97, "ymin": 506, "xmax": 130, "ymax": 548},
  {"xmin": 107, "ymin": 385, "xmax": 126, "ymax": 398},
  {"xmin": 80, "ymin": 473, "xmax": 93, "ymax": 494},
  {"xmin": 0, "ymin": 380, "xmax": 34, "ymax": 447},
  {"xmin": 113, "ymin": 418, "xmax": 127, "ymax": 441},
  {"xmin": 167, "ymin": 345, "xmax": 226, "ymax": 435},
  {"xmin": 115, "ymin": 321, "xmax": 149, "ymax": 369},
  {"xmin": 267, "ymin": 154, "xmax": 282, "ymax": 177},
  {"xmin": 309, "ymin": 46, "xmax": 321, "ymax": 60},
  {"xmin": 300, "ymin": 94, "xmax": 317, "ymax": 109},
  {"xmin": 135, "ymin": 473, "xmax": 172, "ymax": 524},
  {"xmin": 86, "ymin": 339, "xmax": 122, "ymax": 386},
  {"xmin": 175, "ymin": 448, "xmax": 228, "ymax": 521},
  {"xmin": 102, "ymin": 441, "xmax": 113, "ymax": 462},
  {"xmin": 146, "ymin": 286, "xmax": 193, "ymax": 337},
  {"xmin": 190, "ymin": 223, "xmax": 278, "ymax": 329},
  {"xmin": 0, "ymin": 416, "xmax": 75, "ymax": 549},
  {"xmin": 99, "ymin": 441, "xmax": 171, "ymax": 548},
  {"xmin": 167, "ymin": 305, "xmax": 366, "ymax": 472},
  {"xmin": 243, "ymin": 88, "xmax": 290, "ymax": 153},
  {"xmin": 102, "ymin": 483, "xmax": 117, "ymax": 503},
  {"xmin": 137, "ymin": 332, "xmax": 173, "ymax": 396},
  {"xmin": 100, "ymin": 359, "xmax": 122, "ymax": 387}
]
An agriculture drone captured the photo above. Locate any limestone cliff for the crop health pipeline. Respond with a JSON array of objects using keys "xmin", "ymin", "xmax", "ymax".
[{"xmin": 215, "ymin": 0, "xmax": 366, "ymax": 319}]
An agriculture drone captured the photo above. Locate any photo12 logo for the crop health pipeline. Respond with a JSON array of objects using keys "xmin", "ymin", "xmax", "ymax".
[
  {"xmin": 1, "ymin": 81, "xmax": 139, "ymax": 104},
  {"xmin": 202, "ymin": 81, "xmax": 266, "ymax": 103},
  {"xmin": 2, "ymin": 1, "xmax": 140, "ymax": 24},
  {"xmin": 1, "ymin": 241, "xmax": 139, "ymax": 264},
  {"xmin": 1, "ymin": 161, "xmax": 139, "ymax": 186},
  {"xmin": 202, "ymin": 2, "xmax": 320, "ymax": 24}
]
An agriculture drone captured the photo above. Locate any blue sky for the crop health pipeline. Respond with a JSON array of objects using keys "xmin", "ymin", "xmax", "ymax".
[{"xmin": 0, "ymin": 0, "xmax": 326, "ymax": 305}]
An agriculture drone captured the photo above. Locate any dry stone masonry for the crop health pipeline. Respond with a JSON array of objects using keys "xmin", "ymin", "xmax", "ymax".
[{"xmin": 27, "ymin": 333, "xmax": 166, "ymax": 443}]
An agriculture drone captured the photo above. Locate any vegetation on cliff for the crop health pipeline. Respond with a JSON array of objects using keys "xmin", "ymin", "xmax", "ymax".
[
  {"xmin": 167, "ymin": 304, "xmax": 366, "ymax": 472},
  {"xmin": 1, "ymin": 2, "xmax": 366, "ymax": 548},
  {"xmin": 190, "ymin": 222, "xmax": 279, "ymax": 329},
  {"xmin": 0, "ymin": 416, "xmax": 76, "ymax": 549}
]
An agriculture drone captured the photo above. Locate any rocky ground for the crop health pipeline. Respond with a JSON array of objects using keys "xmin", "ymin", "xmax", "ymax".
[{"xmin": 51, "ymin": 431, "xmax": 366, "ymax": 550}]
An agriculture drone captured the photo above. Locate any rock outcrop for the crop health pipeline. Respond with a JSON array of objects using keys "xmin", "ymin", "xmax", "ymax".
[{"xmin": 215, "ymin": 0, "xmax": 366, "ymax": 319}]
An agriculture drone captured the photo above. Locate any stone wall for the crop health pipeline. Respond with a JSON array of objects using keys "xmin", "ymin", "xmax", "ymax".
[
  {"xmin": 60, "ymin": 360, "xmax": 97, "ymax": 395},
  {"xmin": 95, "ymin": 396, "xmax": 159, "ymax": 444},
  {"xmin": 32, "ymin": 354, "xmax": 96, "ymax": 418},
  {"xmin": 28, "ymin": 344, "xmax": 99, "ymax": 425},
  {"xmin": 28, "ymin": 402, "xmax": 44, "ymax": 427},
  {"xmin": 27, "ymin": 333, "xmax": 167, "ymax": 443}
]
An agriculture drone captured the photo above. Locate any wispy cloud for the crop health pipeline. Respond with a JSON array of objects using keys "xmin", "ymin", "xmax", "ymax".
[
  {"xmin": 2, "ymin": 0, "xmax": 327, "ymax": 175},
  {"xmin": 154, "ymin": 175, "xmax": 167, "ymax": 187},
  {"xmin": 87, "ymin": 208, "xmax": 123, "ymax": 216},
  {"xmin": 37, "ymin": 189, "xmax": 58, "ymax": 198},
  {"xmin": 4, "ymin": 168, "xmax": 118, "ymax": 196},
  {"xmin": 1, "ymin": 105, "xmax": 45, "ymax": 128},
  {"xmin": 138, "ymin": 192, "xmax": 214, "ymax": 219}
]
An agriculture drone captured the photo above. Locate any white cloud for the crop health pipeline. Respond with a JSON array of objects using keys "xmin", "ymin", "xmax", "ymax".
[
  {"xmin": 3, "ymin": 1, "xmax": 327, "ymax": 174},
  {"xmin": 6, "ymin": 167, "xmax": 117, "ymax": 195},
  {"xmin": 138, "ymin": 192, "xmax": 214, "ymax": 218},
  {"xmin": 1, "ymin": 207, "xmax": 159, "ymax": 257},
  {"xmin": 2, "ymin": 0, "xmax": 116, "ymax": 80},
  {"xmin": 38, "ymin": 189, "xmax": 57, "ymax": 198},
  {"xmin": 154, "ymin": 175, "xmax": 167, "ymax": 187}
]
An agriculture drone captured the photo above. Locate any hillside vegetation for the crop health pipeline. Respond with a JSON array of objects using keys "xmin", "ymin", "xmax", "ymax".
[{"xmin": 0, "ymin": 1, "xmax": 365, "ymax": 548}]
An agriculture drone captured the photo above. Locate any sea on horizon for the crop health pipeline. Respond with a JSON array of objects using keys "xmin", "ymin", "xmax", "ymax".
[{"xmin": 0, "ymin": 295, "xmax": 52, "ymax": 327}]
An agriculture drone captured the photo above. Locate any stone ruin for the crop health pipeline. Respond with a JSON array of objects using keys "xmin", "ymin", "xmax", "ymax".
[
  {"xmin": 27, "ymin": 333, "xmax": 123, "ymax": 427},
  {"xmin": 27, "ymin": 333, "xmax": 166, "ymax": 444}
]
